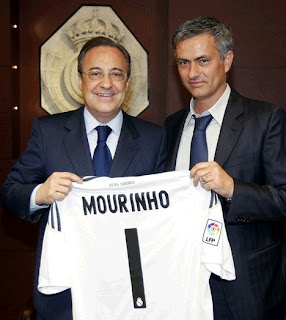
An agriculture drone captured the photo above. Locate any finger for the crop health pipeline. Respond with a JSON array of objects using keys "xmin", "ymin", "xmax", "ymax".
[
  {"xmin": 191, "ymin": 169, "xmax": 210, "ymax": 186},
  {"xmin": 46, "ymin": 184, "xmax": 73, "ymax": 203},
  {"xmin": 202, "ymin": 182, "xmax": 212, "ymax": 191},
  {"xmin": 54, "ymin": 184, "xmax": 72, "ymax": 195},
  {"xmin": 52, "ymin": 189, "xmax": 71, "ymax": 201},
  {"xmin": 53, "ymin": 193, "xmax": 66, "ymax": 202},
  {"xmin": 201, "ymin": 176, "xmax": 207, "ymax": 184},
  {"xmin": 68, "ymin": 173, "xmax": 83, "ymax": 184},
  {"xmin": 190, "ymin": 162, "xmax": 209, "ymax": 178},
  {"xmin": 191, "ymin": 173, "xmax": 200, "ymax": 187},
  {"xmin": 200, "ymin": 176, "xmax": 208, "ymax": 188},
  {"xmin": 54, "ymin": 172, "xmax": 83, "ymax": 184}
]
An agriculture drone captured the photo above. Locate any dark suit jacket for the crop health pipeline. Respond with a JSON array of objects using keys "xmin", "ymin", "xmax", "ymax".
[
  {"xmin": 1, "ymin": 107, "xmax": 167, "ymax": 319},
  {"xmin": 164, "ymin": 90, "xmax": 286, "ymax": 320}
]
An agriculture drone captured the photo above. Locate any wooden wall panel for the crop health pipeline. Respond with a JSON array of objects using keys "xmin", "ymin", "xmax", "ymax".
[
  {"xmin": 0, "ymin": 251, "xmax": 35, "ymax": 319},
  {"xmin": 231, "ymin": 68, "xmax": 286, "ymax": 108},
  {"xmin": 0, "ymin": 0, "xmax": 12, "ymax": 160},
  {"xmin": 0, "ymin": 69, "xmax": 12, "ymax": 159},
  {"xmin": 0, "ymin": 0, "xmax": 10, "ymax": 63}
]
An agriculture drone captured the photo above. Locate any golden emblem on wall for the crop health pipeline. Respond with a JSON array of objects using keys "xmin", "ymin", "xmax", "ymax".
[{"xmin": 40, "ymin": 5, "xmax": 148, "ymax": 116}]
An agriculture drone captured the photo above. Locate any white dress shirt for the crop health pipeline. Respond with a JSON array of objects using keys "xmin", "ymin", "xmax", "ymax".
[
  {"xmin": 84, "ymin": 108, "xmax": 123, "ymax": 159},
  {"xmin": 176, "ymin": 84, "xmax": 231, "ymax": 170}
]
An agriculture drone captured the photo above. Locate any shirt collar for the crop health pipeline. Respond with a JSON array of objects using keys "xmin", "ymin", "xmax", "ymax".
[
  {"xmin": 84, "ymin": 108, "xmax": 123, "ymax": 137},
  {"xmin": 186, "ymin": 83, "xmax": 231, "ymax": 127}
]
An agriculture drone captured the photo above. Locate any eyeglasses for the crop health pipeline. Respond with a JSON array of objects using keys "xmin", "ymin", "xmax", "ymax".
[{"xmin": 81, "ymin": 69, "xmax": 127, "ymax": 82}]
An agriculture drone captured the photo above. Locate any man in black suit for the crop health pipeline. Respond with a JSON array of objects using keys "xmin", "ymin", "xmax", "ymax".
[
  {"xmin": 1, "ymin": 37, "xmax": 166, "ymax": 319},
  {"xmin": 165, "ymin": 17, "xmax": 286, "ymax": 320}
]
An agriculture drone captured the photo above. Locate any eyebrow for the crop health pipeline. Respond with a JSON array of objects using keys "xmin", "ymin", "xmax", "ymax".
[
  {"xmin": 176, "ymin": 58, "xmax": 189, "ymax": 63},
  {"xmin": 88, "ymin": 67, "xmax": 125, "ymax": 72},
  {"xmin": 194, "ymin": 55, "xmax": 210, "ymax": 61},
  {"xmin": 177, "ymin": 55, "xmax": 211, "ymax": 63}
]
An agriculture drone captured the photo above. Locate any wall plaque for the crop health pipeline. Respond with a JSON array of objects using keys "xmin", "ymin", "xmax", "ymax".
[{"xmin": 40, "ymin": 5, "xmax": 148, "ymax": 116}]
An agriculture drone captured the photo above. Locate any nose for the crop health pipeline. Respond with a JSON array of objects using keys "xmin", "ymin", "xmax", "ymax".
[
  {"xmin": 188, "ymin": 63, "xmax": 200, "ymax": 79},
  {"xmin": 99, "ymin": 73, "xmax": 112, "ymax": 88}
]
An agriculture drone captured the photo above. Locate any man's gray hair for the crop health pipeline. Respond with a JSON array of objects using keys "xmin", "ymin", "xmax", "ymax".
[{"xmin": 172, "ymin": 17, "xmax": 233, "ymax": 61}]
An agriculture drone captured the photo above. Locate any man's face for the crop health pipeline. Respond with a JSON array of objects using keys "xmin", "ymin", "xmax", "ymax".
[
  {"xmin": 78, "ymin": 46, "xmax": 129, "ymax": 123},
  {"xmin": 175, "ymin": 33, "xmax": 233, "ymax": 110}
]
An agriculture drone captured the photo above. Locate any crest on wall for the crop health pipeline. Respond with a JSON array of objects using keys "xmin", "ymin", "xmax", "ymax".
[{"xmin": 40, "ymin": 5, "xmax": 148, "ymax": 116}]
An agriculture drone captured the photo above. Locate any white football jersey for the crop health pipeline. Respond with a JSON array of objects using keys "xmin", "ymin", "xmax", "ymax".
[{"xmin": 38, "ymin": 171, "xmax": 235, "ymax": 320}]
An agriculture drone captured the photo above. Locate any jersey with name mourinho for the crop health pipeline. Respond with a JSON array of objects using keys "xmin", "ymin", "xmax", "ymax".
[{"xmin": 38, "ymin": 170, "xmax": 235, "ymax": 320}]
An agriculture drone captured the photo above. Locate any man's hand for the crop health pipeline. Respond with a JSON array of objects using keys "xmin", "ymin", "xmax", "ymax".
[
  {"xmin": 36, "ymin": 172, "xmax": 83, "ymax": 205},
  {"xmin": 190, "ymin": 161, "xmax": 234, "ymax": 198}
]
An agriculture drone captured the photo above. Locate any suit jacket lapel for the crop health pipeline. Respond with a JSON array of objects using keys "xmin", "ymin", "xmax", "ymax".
[
  {"xmin": 109, "ymin": 113, "xmax": 139, "ymax": 177},
  {"xmin": 165, "ymin": 107, "xmax": 189, "ymax": 170},
  {"xmin": 214, "ymin": 90, "xmax": 245, "ymax": 167},
  {"xmin": 63, "ymin": 108, "xmax": 95, "ymax": 177}
]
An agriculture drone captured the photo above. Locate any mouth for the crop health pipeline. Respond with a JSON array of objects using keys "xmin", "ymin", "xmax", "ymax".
[
  {"xmin": 189, "ymin": 81, "xmax": 205, "ymax": 87},
  {"xmin": 96, "ymin": 93, "xmax": 115, "ymax": 97}
]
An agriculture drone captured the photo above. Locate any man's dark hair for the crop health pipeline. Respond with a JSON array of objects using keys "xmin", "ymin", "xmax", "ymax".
[{"xmin": 78, "ymin": 36, "xmax": 131, "ymax": 77}]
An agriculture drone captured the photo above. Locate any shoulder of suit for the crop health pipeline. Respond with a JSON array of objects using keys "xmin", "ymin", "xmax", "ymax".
[
  {"xmin": 230, "ymin": 89, "xmax": 278, "ymax": 111},
  {"xmin": 36, "ymin": 107, "xmax": 84, "ymax": 123},
  {"xmin": 32, "ymin": 108, "xmax": 84, "ymax": 134},
  {"xmin": 165, "ymin": 107, "xmax": 189, "ymax": 126},
  {"xmin": 226, "ymin": 90, "xmax": 286, "ymax": 124}
]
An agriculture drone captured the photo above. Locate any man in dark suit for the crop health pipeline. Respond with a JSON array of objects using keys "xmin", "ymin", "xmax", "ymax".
[
  {"xmin": 165, "ymin": 17, "xmax": 286, "ymax": 320},
  {"xmin": 1, "ymin": 37, "xmax": 166, "ymax": 319}
]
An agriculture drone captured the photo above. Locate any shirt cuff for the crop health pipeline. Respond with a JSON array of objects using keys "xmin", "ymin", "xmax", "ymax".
[{"xmin": 30, "ymin": 184, "xmax": 49, "ymax": 213}]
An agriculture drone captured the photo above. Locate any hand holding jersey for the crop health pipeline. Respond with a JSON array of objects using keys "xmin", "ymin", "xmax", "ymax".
[
  {"xmin": 190, "ymin": 161, "xmax": 234, "ymax": 198},
  {"xmin": 35, "ymin": 172, "xmax": 83, "ymax": 206}
]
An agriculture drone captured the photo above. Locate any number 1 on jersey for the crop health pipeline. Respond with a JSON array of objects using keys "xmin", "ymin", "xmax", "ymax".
[{"xmin": 125, "ymin": 228, "xmax": 147, "ymax": 309}]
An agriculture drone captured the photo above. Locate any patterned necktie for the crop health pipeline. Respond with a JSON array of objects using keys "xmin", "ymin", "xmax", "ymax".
[
  {"xmin": 93, "ymin": 126, "xmax": 112, "ymax": 176},
  {"xmin": 189, "ymin": 114, "xmax": 213, "ymax": 169}
]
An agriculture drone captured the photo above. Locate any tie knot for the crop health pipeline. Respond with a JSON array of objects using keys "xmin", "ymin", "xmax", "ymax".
[
  {"xmin": 193, "ymin": 114, "xmax": 212, "ymax": 131},
  {"xmin": 96, "ymin": 126, "xmax": 112, "ymax": 142}
]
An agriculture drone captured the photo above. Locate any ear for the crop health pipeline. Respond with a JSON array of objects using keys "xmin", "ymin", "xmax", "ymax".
[
  {"xmin": 224, "ymin": 51, "xmax": 234, "ymax": 73},
  {"xmin": 125, "ymin": 78, "xmax": 130, "ymax": 91},
  {"xmin": 78, "ymin": 73, "xmax": 83, "ymax": 90}
]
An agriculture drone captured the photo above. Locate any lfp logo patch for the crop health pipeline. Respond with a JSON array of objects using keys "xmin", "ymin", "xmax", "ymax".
[
  {"xmin": 207, "ymin": 222, "xmax": 220, "ymax": 235},
  {"xmin": 203, "ymin": 219, "xmax": 222, "ymax": 246}
]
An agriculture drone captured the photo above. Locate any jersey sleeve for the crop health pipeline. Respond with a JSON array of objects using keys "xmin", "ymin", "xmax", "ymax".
[
  {"xmin": 201, "ymin": 199, "xmax": 236, "ymax": 281},
  {"xmin": 38, "ymin": 202, "xmax": 71, "ymax": 294}
]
